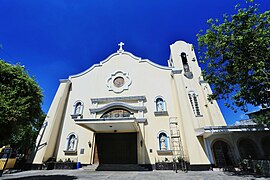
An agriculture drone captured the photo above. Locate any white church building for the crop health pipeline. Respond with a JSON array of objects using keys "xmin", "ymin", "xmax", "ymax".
[{"xmin": 32, "ymin": 40, "xmax": 270, "ymax": 170}]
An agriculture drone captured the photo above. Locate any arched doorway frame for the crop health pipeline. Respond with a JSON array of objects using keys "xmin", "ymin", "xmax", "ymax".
[
  {"xmin": 211, "ymin": 138, "xmax": 236, "ymax": 167},
  {"xmin": 261, "ymin": 136, "xmax": 270, "ymax": 159},
  {"xmin": 237, "ymin": 137, "xmax": 259, "ymax": 159}
]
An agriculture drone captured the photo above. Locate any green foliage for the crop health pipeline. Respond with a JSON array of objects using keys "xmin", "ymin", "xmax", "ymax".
[
  {"xmin": 197, "ymin": 1, "xmax": 270, "ymax": 115},
  {"xmin": 0, "ymin": 60, "xmax": 44, "ymax": 154},
  {"xmin": 252, "ymin": 110, "xmax": 270, "ymax": 124}
]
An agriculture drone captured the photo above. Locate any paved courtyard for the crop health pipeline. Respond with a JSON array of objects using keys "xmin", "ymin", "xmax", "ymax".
[{"xmin": 1, "ymin": 169, "xmax": 269, "ymax": 180}]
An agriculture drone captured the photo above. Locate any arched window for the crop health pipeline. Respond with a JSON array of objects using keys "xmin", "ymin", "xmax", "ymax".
[
  {"xmin": 188, "ymin": 91, "xmax": 201, "ymax": 116},
  {"xmin": 101, "ymin": 108, "xmax": 132, "ymax": 119},
  {"xmin": 212, "ymin": 140, "xmax": 235, "ymax": 167},
  {"xmin": 71, "ymin": 100, "xmax": 84, "ymax": 118},
  {"xmin": 157, "ymin": 131, "xmax": 170, "ymax": 151},
  {"xmin": 238, "ymin": 138, "xmax": 259, "ymax": 159},
  {"xmin": 65, "ymin": 133, "xmax": 78, "ymax": 152}
]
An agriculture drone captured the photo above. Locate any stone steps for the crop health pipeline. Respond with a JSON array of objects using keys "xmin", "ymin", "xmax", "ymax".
[
  {"xmin": 96, "ymin": 164, "xmax": 151, "ymax": 171},
  {"xmin": 82, "ymin": 164, "xmax": 99, "ymax": 171}
]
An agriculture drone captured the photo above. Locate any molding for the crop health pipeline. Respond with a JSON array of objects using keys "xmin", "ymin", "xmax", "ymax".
[
  {"xmin": 156, "ymin": 150, "xmax": 173, "ymax": 155},
  {"xmin": 59, "ymin": 79, "xmax": 71, "ymax": 83},
  {"xmin": 139, "ymin": 59, "xmax": 172, "ymax": 70},
  {"xmin": 75, "ymin": 117, "xmax": 136, "ymax": 122},
  {"xmin": 171, "ymin": 69, "xmax": 182, "ymax": 74},
  {"xmin": 204, "ymin": 124, "xmax": 270, "ymax": 132},
  {"xmin": 136, "ymin": 118, "xmax": 147, "ymax": 123},
  {"xmin": 199, "ymin": 80, "xmax": 207, "ymax": 85},
  {"xmin": 154, "ymin": 111, "xmax": 168, "ymax": 116},
  {"xmin": 106, "ymin": 70, "xmax": 132, "ymax": 93},
  {"xmin": 196, "ymin": 125, "xmax": 270, "ymax": 137},
  {"xmin": 199, "ymin": 76, "xmax": 207, "ymax": 85},
  {"xmin": 70, "ymin": 114, "xmax": 82, "ymax": 119},
  {"xmin": 63, "ymin": 150, "xmax": 77, "ymax": 155},
  {"xmin": 89, "ymin": 102, "xmax": 146, "ymax": 113},
  {"xmin": 91, "ymin": 96, "xmax": 146, "ymax": 104}
]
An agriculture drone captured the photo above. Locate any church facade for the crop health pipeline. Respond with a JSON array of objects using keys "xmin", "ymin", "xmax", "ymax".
[{"xmin": 32, "ymin": 40, "xmax": 270, "ymax": 170}]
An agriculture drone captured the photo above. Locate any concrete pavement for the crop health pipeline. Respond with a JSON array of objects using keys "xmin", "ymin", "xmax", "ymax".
[{"xmin": 1, "ymin": 169, "xmax": 268, "ymax": 180}]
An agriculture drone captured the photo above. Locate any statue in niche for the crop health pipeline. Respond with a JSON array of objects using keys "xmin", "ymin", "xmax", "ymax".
[
  {"xmin": 68, "ymin": 135, "xmax": 76, "ymax": 151},
  {"xmin": 157, "ymin": 99, "xmax": 164, "ymax": 112},
  {"xmin": 160, "ymin": 135, "xmax": 167, "ymax": 150},
  {"xmin": 75, "ymin": 103, "xmax": 81, "ymax": 115},
  {"xmin": 183, "ymin": 64, "xmax": 190, "ymax": 73}
]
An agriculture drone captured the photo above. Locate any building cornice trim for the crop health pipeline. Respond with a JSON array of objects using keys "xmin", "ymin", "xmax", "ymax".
[
  {"xmin": 91, "ymin": 96, "xmax": 146, "ymax": 104},
  {"xmin": 89, "ymin": 102, "xmax": 146, "ymax": 113}
]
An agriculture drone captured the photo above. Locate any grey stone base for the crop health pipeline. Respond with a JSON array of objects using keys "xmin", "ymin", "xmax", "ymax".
[{"xmin": 189, "ymin": 164, "xmax": 212, "ymax": 171}]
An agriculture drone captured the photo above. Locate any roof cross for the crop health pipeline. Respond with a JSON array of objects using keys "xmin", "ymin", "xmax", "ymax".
[{"xmin": 118, "ymin": 42, "xmax": 125, "ymax": 53}]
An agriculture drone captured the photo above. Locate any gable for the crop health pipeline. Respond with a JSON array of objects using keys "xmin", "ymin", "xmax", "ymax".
[{"xmin": 69, "ymin": 50, "xmax": 172, "ymax": 80}]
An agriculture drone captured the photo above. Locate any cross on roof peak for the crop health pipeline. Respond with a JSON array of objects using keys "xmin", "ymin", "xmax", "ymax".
[{"xmin": 117, "ymin": 42, "xmax": 125, "ymax": 53}]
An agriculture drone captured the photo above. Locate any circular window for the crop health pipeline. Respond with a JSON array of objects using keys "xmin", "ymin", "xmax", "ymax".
[{"xmin": 113, "ymin": 77, "xmax": 125, "ymax": 87}]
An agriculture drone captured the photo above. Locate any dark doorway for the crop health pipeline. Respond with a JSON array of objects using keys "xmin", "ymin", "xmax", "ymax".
[
  {"xmin": 238, "ymin": 138, "xmax": 258, "ymax": 159},
  {"xmin": 212, "ymin": 140, "xmax": 235, "ymax": 167},
  {"xmin": 95, "ymin": 133, "xmax": 137, "ymax": 164},
  {"xmin": 262, "ymin": 137, "xmax": 270, "ymax": 159}
]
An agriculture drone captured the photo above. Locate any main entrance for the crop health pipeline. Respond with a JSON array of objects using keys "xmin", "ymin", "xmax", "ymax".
[{"xmin": 95, "ymin": 133, "xmax": 137, "ymax": 164}]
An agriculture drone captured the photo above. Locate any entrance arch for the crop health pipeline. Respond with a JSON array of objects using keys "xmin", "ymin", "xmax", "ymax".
[
  {"xmin": 238, "ymin": 138, "xmax": 258, "ymax": 159},
  {"xmin": 261, "ymin": 137, "xmax": 270, "ymax": 159},
  {"xmin": 212, "ymin": 140, "xmax": 235, "ymax": 167}
]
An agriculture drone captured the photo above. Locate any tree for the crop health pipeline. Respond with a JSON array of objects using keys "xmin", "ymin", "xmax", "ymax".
[
  {"xmin": 251, "ymin": 110, "xmax": 270, "ymax": 124},
  {"xmin": 0, "ymin": 59, "xmax": 44, "ymax": 154},
  {"xmin": 197, "ymin": 1, "xmax": 270, "ymax": 122}
]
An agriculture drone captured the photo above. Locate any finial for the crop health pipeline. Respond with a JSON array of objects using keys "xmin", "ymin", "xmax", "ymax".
[{"xmin": 118, "ymin": 42, "xmax": 124, "ymax": 53}]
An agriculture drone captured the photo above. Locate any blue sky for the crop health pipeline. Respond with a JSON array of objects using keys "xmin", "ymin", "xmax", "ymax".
[{"xmin": 0, "ymin": 0, "xmax": 269, "ymax": 125}]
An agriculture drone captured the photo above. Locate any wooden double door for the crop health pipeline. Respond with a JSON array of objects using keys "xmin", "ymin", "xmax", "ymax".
[{"xmin": 94, "ymin": 133, "xmax": 137, "ymax": 164}]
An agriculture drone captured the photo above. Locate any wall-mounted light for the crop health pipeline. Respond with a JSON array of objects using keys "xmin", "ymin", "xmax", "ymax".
[{"xmin": 140, "ymin": 140, "xmax": 143, "ymax": 147}]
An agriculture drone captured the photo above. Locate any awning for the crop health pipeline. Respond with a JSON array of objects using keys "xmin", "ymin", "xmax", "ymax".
[{"xmin": 75, "ymin": 117, "xmax": 140, "ymax": 133}]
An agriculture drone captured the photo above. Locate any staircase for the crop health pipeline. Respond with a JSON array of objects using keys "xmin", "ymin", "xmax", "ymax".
[{"xmin": 96, "ymin": 164, "xmax": 151, "ymax": 171}]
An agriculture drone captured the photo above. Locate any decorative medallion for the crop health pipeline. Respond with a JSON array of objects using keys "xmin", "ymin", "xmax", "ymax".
[
  {"xmin": 113, "ymin": 77, "xmax": 125, "ymax": 87},
  {"xmin": 106, "ymin": 71, "xmax": 132, "ymax": 93}
]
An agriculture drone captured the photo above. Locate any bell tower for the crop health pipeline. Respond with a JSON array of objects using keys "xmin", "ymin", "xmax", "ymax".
[{"xmin": 169, "ymin": 40, "xmax": 226, "ymax": 128}]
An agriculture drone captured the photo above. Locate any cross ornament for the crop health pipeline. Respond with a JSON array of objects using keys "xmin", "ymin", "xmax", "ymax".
[{"xmin": 118, "ymin": 42, "xmax": 125, "ymax": 52}]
